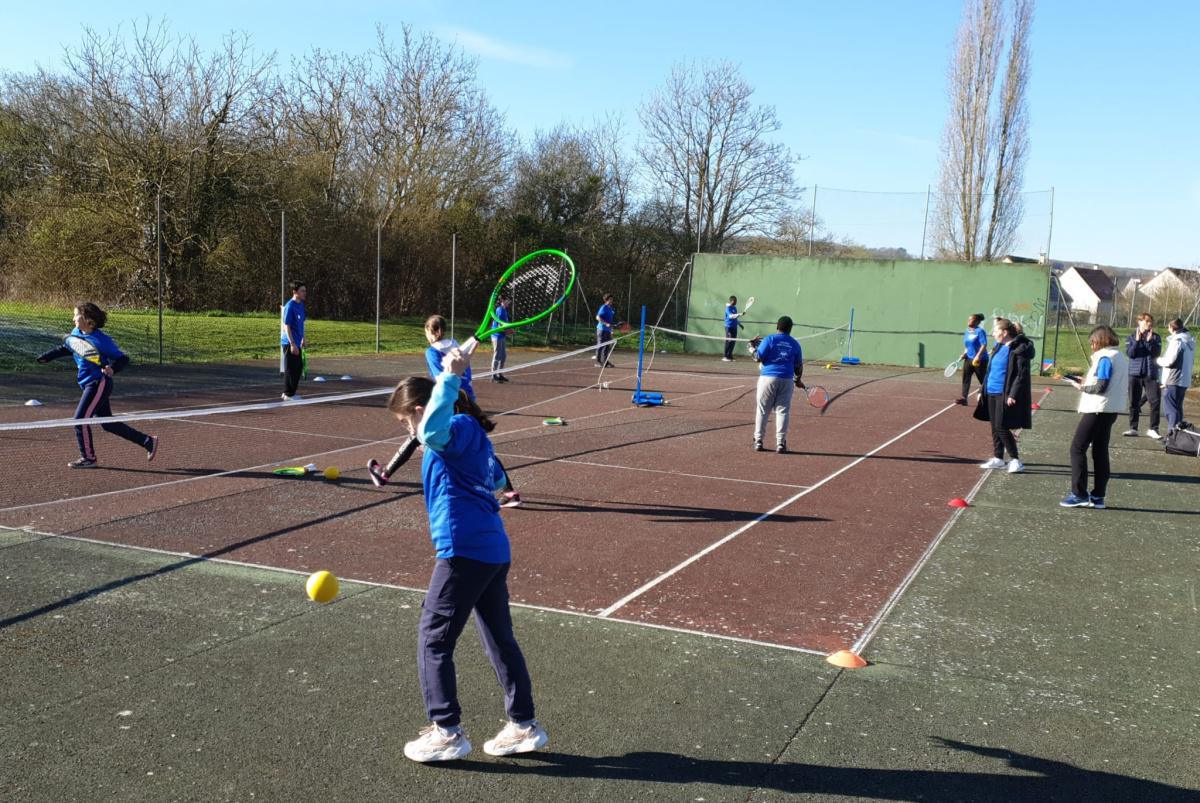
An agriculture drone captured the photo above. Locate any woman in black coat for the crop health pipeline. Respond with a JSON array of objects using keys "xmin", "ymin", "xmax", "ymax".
[{"xmin": 974, "ymin": 318, "xmax": 1034, "ymax": 473}]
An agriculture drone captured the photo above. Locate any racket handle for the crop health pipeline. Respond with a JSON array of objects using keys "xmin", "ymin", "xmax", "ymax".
[{"xmin": 461, "ymin": 337, "xmax": 479, "ymax": 356}]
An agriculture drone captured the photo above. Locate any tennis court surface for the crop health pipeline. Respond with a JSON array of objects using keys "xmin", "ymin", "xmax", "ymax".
[{"xmin": 3, "ymin": 346, "xmax": 1198, "ymax": 800}]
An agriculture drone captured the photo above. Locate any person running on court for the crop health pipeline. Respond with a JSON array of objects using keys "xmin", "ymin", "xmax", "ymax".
[
  {"xmin": 595, "ymin": 293, "xmax": 616, "ymax": 367},
  {"xmin": 751, "ymin": 316, "xmax": 804, "ymax": 453},
  {"xmin": 723, "ymin": 296, "xmax": 744, "ymax": 362},
  {"xmin": 1155, "ymin": 318, "xmax": 1196, "ymax": 433},
  {"xmin": 280, "ymin": 280, "xmax": 307, "ymax": 401},
  {"xmin": 391, "ymin": 346, "xmax": 548, "ymax": 763},
  {"xmin": 424, "ymin": 315, "xmax": 520, "ymax": 508},
  {"xmin": 1060, "ymin": 326, "xmax": 1129, "ymax": 509},
  {"xmin": 955, "ymin": 313, "xmax": 988, "ymax": 405},
  {"xmin": 490, "ymin": 295, "xmax": 512, "ymax": 383},
  {"xmin": 974, "ymin": 317, "xmax": 1033, "ymax": 474},
  {"xmin": 1123, "ymin": 313, "xmax": 1162, "ymax": 438},
  {"xmin": 36, "ymin": 302, "xmax": 159, "ymax": 468}
]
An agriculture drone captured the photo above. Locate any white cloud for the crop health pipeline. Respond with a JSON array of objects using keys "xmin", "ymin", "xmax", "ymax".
[{"xmin": 440, "ymin": 27, "xmax": 571, "ymax": 70}]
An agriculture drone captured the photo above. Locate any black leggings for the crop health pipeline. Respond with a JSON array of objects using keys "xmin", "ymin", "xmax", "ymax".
[
  {"xmin": 987, "ymin": 393, "xmax": 1019, "ymax": 461},
  {"xmin": 74, "ymin": 377, "xmax": 151, "ymax": 460},
  {"xmin": 961, "ymin": 357, "xmax": 987, "ymax": 399},
  {"xmin": 1070, "ymin": 412, "xmax": 1117, "ymax": 498}
]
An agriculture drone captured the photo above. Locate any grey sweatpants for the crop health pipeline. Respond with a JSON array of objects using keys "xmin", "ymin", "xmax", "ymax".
[
  {"xmin": 491, "ymin": 336, "xmax": 507, "ymax": 374},
  {"xmin": 755, "ymin": 375, "xmax": 795, "ymax": 447}
]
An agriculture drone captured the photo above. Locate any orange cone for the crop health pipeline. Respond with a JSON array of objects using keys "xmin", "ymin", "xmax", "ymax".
[
  {"xmin": 948, "ymin": 497, "xmax": 969, "ymax": 508},
  {"xmin": 826, "ymin": 649, "xmax": 868, "ymax": 669}
]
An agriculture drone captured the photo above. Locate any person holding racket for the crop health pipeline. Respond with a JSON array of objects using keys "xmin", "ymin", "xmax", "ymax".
[
  {"xmin": 490, "ymin": 295, "xmax": 512, "ymax": 383},
  {"xmin": 955, "ymin": 313, "xmax": 989, "ymax": 405},
  {"xmin": 390, "ymin": 346, "xmax": 548, "ymax": 763},
  {"xmin": 723, "ymin": 295, "xmax": 746, "ymax": 361},
  {"xmin": 973, "ymin": 317, "xmax": 1033, "ymax": 474},
  {"xmin": 751, "ymin": 315, "xmax": 804, "ymax": 453},
  {"xmin": 595, "ymin": 293, "xmax": 617, "ymax": 367},
  {"xmin": 36, "ymin": 303, "xmax": 159, "ymax": 468},
  {"xmin": 280, "ymin": 280, "xmax": 306, "ymax": 401}
]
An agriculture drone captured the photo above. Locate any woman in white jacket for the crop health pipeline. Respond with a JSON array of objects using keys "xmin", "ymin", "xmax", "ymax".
[
  {"xmin": 1156, "ymin": 318, "xmax": 1196, "ymax": 433},
  {"xmin": 1061, "ymin": 326, "xmax": 1129, "ymax": 509}
]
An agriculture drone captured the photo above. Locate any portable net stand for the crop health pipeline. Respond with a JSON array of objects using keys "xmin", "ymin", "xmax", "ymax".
[
  {"xmin": 631, "ymin": 306, "xmax": 665, "ymax": 407},
  {"xmin": 840, "ymin": 307, "xmax": 861, "ymax": 365}
]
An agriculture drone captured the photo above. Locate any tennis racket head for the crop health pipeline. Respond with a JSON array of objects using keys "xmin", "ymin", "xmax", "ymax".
[
  {"xmin": 742, "ymin": 296, "xmax": 755, "ymax": 313},
  {"xmin": 472, "ymin": 249, "xmax": 576, "ymax": 342},
  {"xmin": 806, "ymin": 385, "xmax": 829, "ymax": 409},
  {"xmin": 65, "ymin": 334, "xmax": 103, "ymax": 365},
  {"xmin": 944, "ymin": 360, "xmax": 959, "ymax": 378}
]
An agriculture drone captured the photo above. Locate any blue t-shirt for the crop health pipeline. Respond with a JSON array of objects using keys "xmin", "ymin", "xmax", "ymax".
[
  {"xmin": 66, "ymin": 328, "xmax": 126, "ymax": 388},
  {"xmin": 754, "ymin": 332, "xmax": 803, "ymax": 379},
  {"xmin": 418, "ymin": 374, "xmax": 510, "ymax": 563},
  {"xmin": 280, "ymin": 299, "xmax": 305, "ymax": 346},
  {"xmin": 492, "ymin": 304, "xmax": 510, "ymax": 340},
  {"xmin": 426, "ymin": 339, "xmax": 475, "ymax": 401},
  {"xmin": 596, "ymin": 303, "xmax": 615, "ymax": 333},
  {"xmin": 964, "ymin": 326, "xmax": 988, "ymax": 361},
  {"xmin": 1096, "ymin": 355, "xmax": 1113, "ymax": 381},
  {"xmin": 986, "ymin": 344, "xmax": 1010, "ymax": 394},
  {"xmin": 725, "ymin": 305, "xmax": 740, "ymax": 331}
]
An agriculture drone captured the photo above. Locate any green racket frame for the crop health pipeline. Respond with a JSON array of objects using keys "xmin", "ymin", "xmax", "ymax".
[{"xmin": 463, "ymin": 248, "xmax": 577, "ymax": 353}]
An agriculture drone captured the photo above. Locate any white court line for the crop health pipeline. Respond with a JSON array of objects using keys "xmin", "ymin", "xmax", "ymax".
[
  {"xmin": 10, "ymin": 528, "xmax": 824, "ymax": 656},
  {"xmin": 598, "ymin": 399, "xmax": 963, "ymax": 618},
  {"xmin": 496, "ymin": 451, "xmax": 811, "ymax": 490}
]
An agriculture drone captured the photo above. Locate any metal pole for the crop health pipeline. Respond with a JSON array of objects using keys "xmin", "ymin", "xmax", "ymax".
[
  {"xmin": 1127, "ymin": 281, "xmax": 1139, "ymax": 328},
  {"xmin": 451, "ymin": 233, "xmax": 457, "ymax": 340},
  {"xmin": 919, "ymin": 184, "xmax": 931, "ymax": 260},
  {"xmin": 627, "ymin": 273, "xmax": 632, "ymax": 324},
  {"xmin": 1050, "ymin": 277, "xmax": 1063, "ymax": 372},
  {"xmin": 808, "ymin": 185, "xmax": 818, "ymax": 257},
  {"xmin": 375, "ymin": 220, "xmax": 382, "ymax": 352},
  {"xmin": 156, "ymin": 188, "xmax": 163, "ymax": 364},
  {"xmin": 1044, "ymin": 186, "xmax": 1055, "ymax": 261},
  {"xmin": 280, "ymin": 208, "xmax": 287, "ymax": 374}
]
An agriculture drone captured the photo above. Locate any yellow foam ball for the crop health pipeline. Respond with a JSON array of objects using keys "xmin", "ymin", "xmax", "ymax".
[
  {"xmin": 323, "ymin": 466, "xmax": 340, "ymax": 481},
  {"xmin": 825, "ymin": 363, "xmax": 833, "ymax": 369},
  {"xmin": 306, "ymin": 570, "xmax": 339, "ymax": 604}
]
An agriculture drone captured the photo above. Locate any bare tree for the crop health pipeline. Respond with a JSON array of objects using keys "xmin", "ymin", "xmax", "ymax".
[
  {"xmin": 934, "ymin": 0, "xmax": 1034, "ymax": 262},
  {"xmin": 638, "ymin": 61, "xmax": 797, "ymax": 254}
]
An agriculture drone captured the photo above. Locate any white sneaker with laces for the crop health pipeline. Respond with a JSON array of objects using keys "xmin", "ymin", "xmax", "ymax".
[
  {"xmin": 979, "ymin": 457, "xmax": 1005, "ymax": 469},
  {"xmin": 404, "ymin": 723, "xmax": 471, "ymax": 763},
  {"xmin": 1006, "ymin": 459, "xmax": 1025, "ymax": 474},
  {"xmin": 483, "ymin": 720, "xmax": 548, "ymax": 756},
  {"xmin": 1146, "ymin": 429, "xmax": 1162, "ymax": 440}
]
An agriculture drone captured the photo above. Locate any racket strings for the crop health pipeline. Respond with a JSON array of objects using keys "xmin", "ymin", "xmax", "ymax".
[{"xmin": 504, "ymin": 257, "xmax": 571, "ymax": 324}]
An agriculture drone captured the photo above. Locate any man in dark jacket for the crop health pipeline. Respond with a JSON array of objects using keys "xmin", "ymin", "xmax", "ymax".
[{"xmin": 1123, "ymin": 313, "xmax": 1162, "ymax": 439}]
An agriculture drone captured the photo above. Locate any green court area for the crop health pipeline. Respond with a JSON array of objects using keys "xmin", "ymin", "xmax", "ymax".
[{"xmin": 2, "ymin": 376, "xmax": 1197, "ymax": 801}]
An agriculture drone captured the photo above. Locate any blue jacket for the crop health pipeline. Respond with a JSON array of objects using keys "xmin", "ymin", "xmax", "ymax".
[
  {"xmin": 280, "ymin": 299, "xmax": 305, "ymax": 346},
  {"xmin": 964, "ymin": 326, "xmax": 988, "ymax": 361},
  {"xmin": 725, "ymin": 305, "xmax": 741, "ymax": 331},
  {"xmin": 492, "ymin": 304, "xmax": 510, "ymax": 340},
  {"xmin": 754, "ymin": 332, "xmax": 803, "ymax": 379},
  {"xmin": 37, "ymin": 328, "xmax": 130, "ymax": 388},
  {"xmin": 418, "ymin": 373, "xmax": 511, "ymax": 563},
  {"xmin": 1125, "ymin": 331, "xmax": 1161, "ymax": 378}
]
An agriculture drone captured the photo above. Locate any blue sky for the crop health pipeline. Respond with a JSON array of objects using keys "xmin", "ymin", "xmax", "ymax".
[{"xmin": 3, "ymin": 1, "xmax": 1197, "ymax": 270}]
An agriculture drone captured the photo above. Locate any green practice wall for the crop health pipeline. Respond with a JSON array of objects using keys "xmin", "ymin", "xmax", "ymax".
[{"xmin": 686, "ymin": 254, "xmax": 1050, "ymax": 368}]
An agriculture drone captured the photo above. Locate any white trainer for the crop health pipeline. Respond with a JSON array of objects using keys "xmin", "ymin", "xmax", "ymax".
[
  {"xmin": 483, "ymin": 720, "xmax": 549, "ymax": 757},
  {"xmin": 1146, "ymin": 429, "xmax": 1162, "ymax": 440},
  {"xmin": 403, "ymin": 723, "xmax": 471, "ymax": 763},
  {"xmin": 978, "ymin": 457, "xmax": 1005, "ymax": 469},
  {"xmin": 1006, "ymin": 459, "xmax": 1025, "ymax": 474}
]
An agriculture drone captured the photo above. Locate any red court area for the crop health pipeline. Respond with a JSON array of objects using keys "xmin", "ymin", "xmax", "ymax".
[{"xmin": 0, "ymin": 353, "xmax": 986, "ymax": 654}]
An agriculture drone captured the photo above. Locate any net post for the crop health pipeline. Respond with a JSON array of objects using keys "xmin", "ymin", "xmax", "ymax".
[
  {"xmin": 840, "ymin": 307, "xmax": 861, "ymax": 365},
  {"xmin": 635, "ymin": 305, "xmax": 647, "ymax": 397}
]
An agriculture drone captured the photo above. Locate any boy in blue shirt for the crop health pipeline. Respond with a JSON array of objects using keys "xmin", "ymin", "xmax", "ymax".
[
  {"xmin": 490, "ymin": 296, "xmax": 511, "ymax": 383},
  {"xmin": 280, "ymin": 281, "xmax": 307, "ymax": 401},
  {"xmin": 595, "ymin": 294, "xmax": 616, "ymax": 367},
  {"xmin": 388, "ymin": 346, "xmax": 547, "ymax": 763},
  {"xmin": 37, "ymin": 302, "xmax": 159, "ymax": 468},
  {"xmin": 751, "ymin": 316, "xmax": 804, "ymax": 453},
  {"xmin": 723, "ymin": 296, "xmax": 743, "ymax": 361}
]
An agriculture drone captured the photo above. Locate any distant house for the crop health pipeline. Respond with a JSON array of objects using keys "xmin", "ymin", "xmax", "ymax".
[
  {"xmin": 1137, "ymin": 268, "xmax": 1200, "ymax": 317},
  {"xmin": 1055, "ymin": 266, "xmax": 1115, "ymax": 323},
  {"xmin": 1001, "ymin": 254, "xmax": 1042, "ymax": 264}
]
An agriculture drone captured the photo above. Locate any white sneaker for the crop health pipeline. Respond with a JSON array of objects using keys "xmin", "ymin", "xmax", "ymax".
[
  {"xmin": 281, "ymin": 393, "xmax": 302, "ymax": 402},
  {"xmin": 483, "ymin": 720, "xmax": 548, "ymax": 757},
  {"xmin": 721, "ymin": 357, "xmax": 733, "ymax": 362},
  {"xmin": 979, "ymin": 457, "xmax": 1005, "ymax": 469},
  {"xmin": 404, "ymin": 723, "xmax": 471, "ymax": 763},
  {"xmin": 1006, "ymin": 459, "xmax": 1025, "ymax": 474},
  {"xmin": 1146, "ymin": 429, "xmax": 1162, "ymax": 440}
]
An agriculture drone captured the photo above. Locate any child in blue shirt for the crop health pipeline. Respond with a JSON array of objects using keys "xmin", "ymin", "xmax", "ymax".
[
  {"xmin": 388, "ymin": 347, "xmax": 547, "ymax": 763},
  {"xmin": 751, "ymin": 316, "xmax": 804, "ymax": 453},
  {"xmin": 490, "ymin": 296, "xmax": 512, "ymax": 383},
  {"xmin": 595, "ymin": 294, "xmax": 616, "ymax": 367},
  {"xmin": 723, "ymin": 296, "xmax": 743, "ymax": 361},
  {"xmin": 36, "ymin": 303, "xmax": 159, "ymax": 468},
  {"xmin": 280, "ymin": 281, "xmax": 307, "ymax": 401},
  {"xmin": 956, "ymin": 313, "xmax": 988, "ymax": 404}
]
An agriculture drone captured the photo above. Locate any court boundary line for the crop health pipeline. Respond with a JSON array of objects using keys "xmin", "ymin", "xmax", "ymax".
[
  {"xmin": 6, "ymin": 527, "xmax": 825, "ymax": 656},
  {"xmin": 598, "ymin": 399, "xmax": 962, "ymax": 618},
  {"xmin": 496, "ymin": 451, "xmax": 811, "ymax": 490}
]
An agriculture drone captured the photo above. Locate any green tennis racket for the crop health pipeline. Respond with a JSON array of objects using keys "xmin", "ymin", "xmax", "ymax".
[{"xmin": 462, "ymin": 249, "xmax": 577, "ymax": 355}]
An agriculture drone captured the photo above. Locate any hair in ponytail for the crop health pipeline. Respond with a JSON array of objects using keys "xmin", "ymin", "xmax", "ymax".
[{"xmin": 387, "ymin": 376, "xmax": 494, "ymax": 433}]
